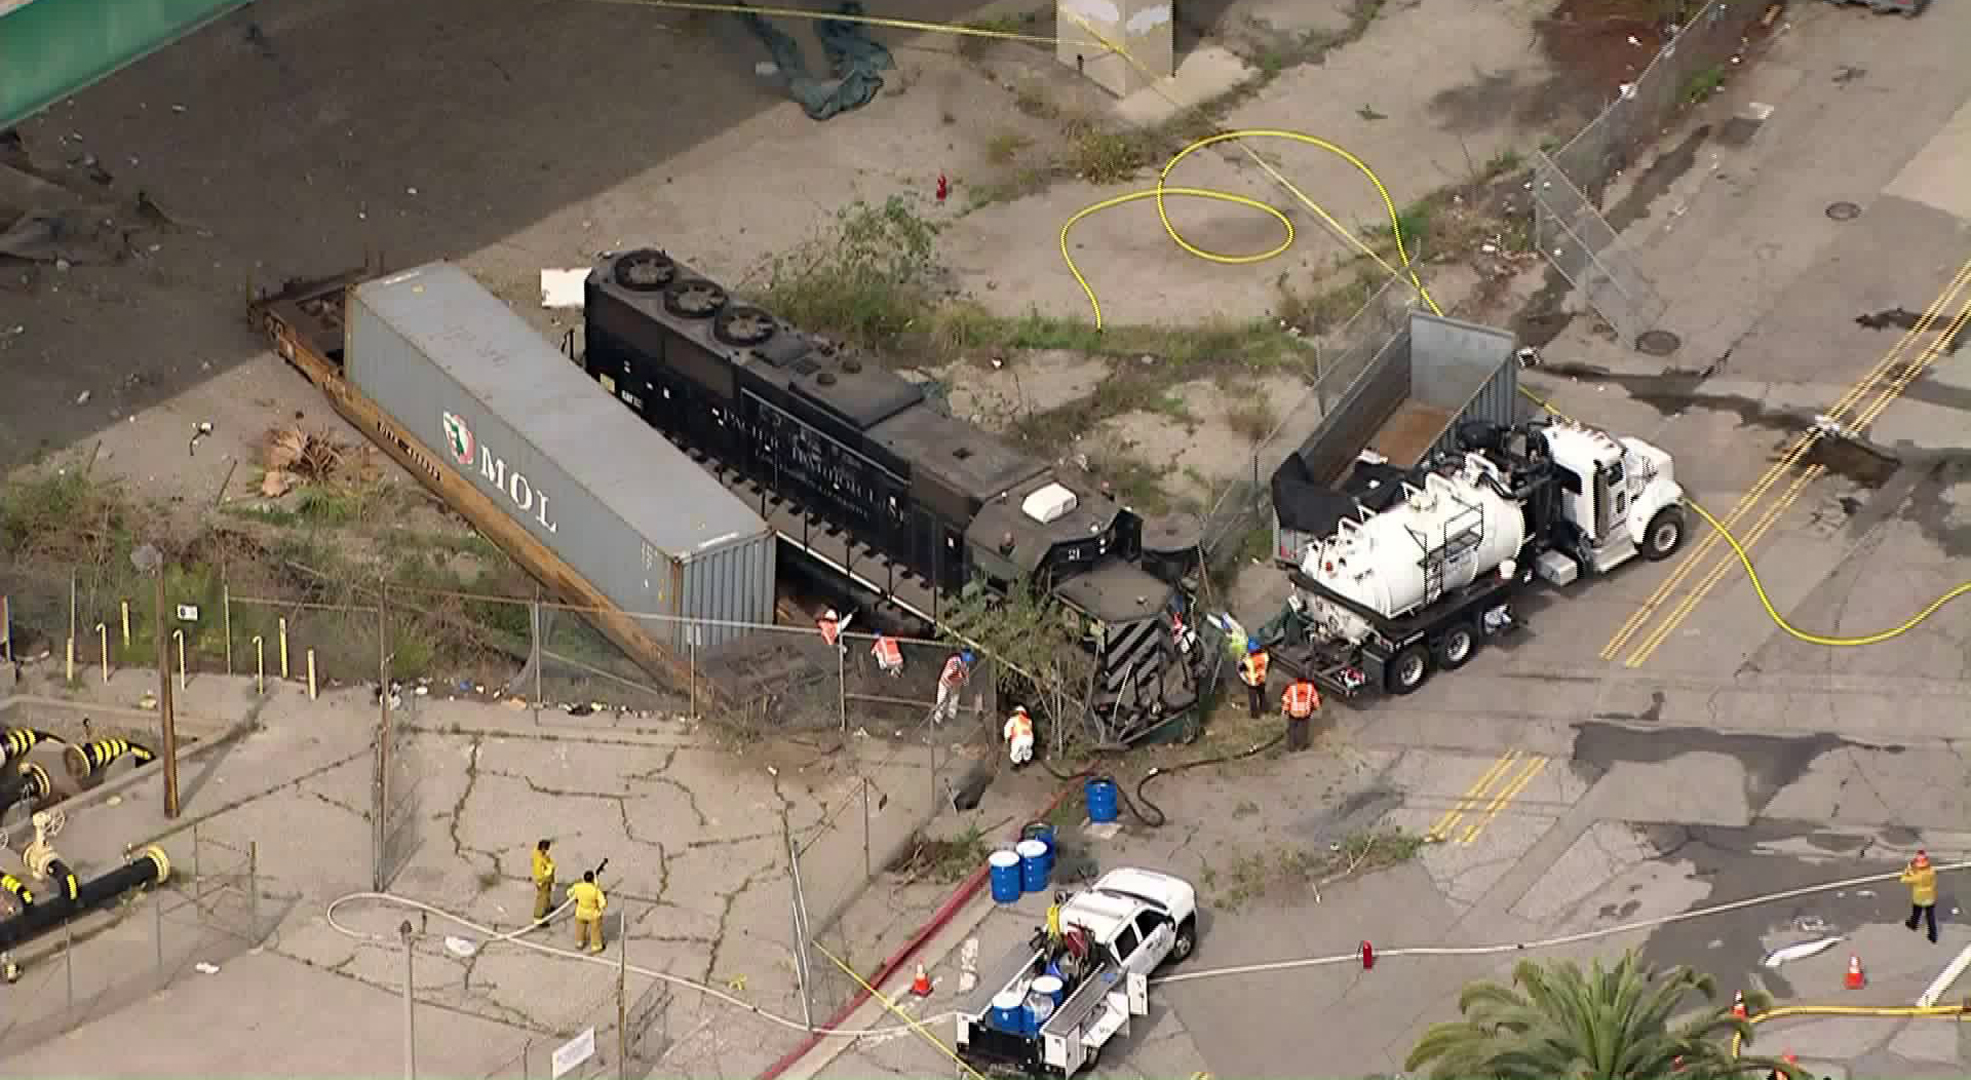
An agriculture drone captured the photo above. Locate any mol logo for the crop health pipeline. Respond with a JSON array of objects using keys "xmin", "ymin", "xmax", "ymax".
[{"xmin": 441, "ymin": 410, "xmax": 559, "ymax": 535}]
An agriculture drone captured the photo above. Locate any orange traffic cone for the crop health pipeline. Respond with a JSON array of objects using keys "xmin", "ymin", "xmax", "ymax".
[
  {"xmin": 1846, "ymin": 954, "xmax": 1866, "ymax": 990},
  {"xmin": 910, "ymin": 963, "xmax": 933, "ymax": 997},
  {"xmin": 1731, "ymin": 991, "xmax": 1747, "ymax": 1019}
]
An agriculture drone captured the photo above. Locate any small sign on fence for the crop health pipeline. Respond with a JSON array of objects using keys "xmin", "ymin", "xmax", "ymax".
[
  {"xmin": 552, "ymin": 1026, "xmax": 596, "ymax": 1079},
  {"xmin": 176, "ymin": 604, "xmax": 200, "ymax": 622}
]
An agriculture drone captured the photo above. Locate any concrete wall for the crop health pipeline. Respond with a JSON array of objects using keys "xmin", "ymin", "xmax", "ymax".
[{"xmin": 1056, "ymin": 0, "xmax": 1173, "ymax": 97}]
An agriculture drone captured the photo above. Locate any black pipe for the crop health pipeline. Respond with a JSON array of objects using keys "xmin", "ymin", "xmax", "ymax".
[
  {"xmin": 1, "ymin": 874, "xmax": 31, "ymax": 910},
  {"xmin": 0, "ymin": 847, "xmax": 168, "ymax": 953},
  {"xmin": 63, "ymin": 737, "xmax": 156, "ymax": 782},
  {"xmin": 0, "ymin": 728, "xmax": 58, "ymax": 765},
  {"xmin": 0, "ymin": 762, "xmax": 50, "ymax": 817}
]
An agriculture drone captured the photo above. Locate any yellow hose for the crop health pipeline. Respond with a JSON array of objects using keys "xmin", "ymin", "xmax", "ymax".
[{"xmin": 1731, "ymin": 1003, "xmax": 1970, "ymax": 1058}]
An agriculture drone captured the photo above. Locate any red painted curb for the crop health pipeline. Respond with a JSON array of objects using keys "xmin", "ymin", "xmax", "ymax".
[{"xmin": 758, "ymin": 782, "xmax": 1077, "ymax": 1080}]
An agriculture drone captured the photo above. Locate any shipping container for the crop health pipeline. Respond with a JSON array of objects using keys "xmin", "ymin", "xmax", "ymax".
[
  {"xmin": 345, "ymin": 263, "xmax": 775, "ymax": 651},
  {"xmin": 1271, "ymin": 312, "xmax": 1521, "ymax": 566}
]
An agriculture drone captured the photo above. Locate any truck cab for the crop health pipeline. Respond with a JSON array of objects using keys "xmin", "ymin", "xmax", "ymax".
[
  {"xmin": 1057, "ymin": 867, "xmax": 1198, "ymax": 973},
  {"xmin": 1535, "ymin": 422, "xmax": 1685, "ymax": 582}
]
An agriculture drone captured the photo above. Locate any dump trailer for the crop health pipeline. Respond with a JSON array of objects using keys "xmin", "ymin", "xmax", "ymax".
[
  {"xmin": 1262, "ymin": 417, "xmax": 1685, "ymax": 698},
  {"xmin": 1272, "ymin": 313, "xmax": 1520, "ymax": 568},
  {"xmin": 956, "ymin": 868, "xmax": 1197, "ymax": 1076}
]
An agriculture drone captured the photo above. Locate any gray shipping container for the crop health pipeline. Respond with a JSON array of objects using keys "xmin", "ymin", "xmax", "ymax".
[
  {"xmin": 346, "ymin": 263, "xmax": 775, "ymax": 651},
  {"xmin": 1272, "ymin": 312, "xmax": 1520, "ymax": 565}
]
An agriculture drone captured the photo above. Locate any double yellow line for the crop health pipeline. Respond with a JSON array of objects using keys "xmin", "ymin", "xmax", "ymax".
[
  {"xmin": 1603, "ymin": 255, "xmax": 1971, "ymax": 668},
  {"xmin": 1427, "ymin": 751, "xmax": 1550, "ymax": 846}
]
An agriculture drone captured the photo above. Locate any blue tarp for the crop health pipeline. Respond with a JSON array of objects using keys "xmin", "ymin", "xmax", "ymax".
[{"xmin": 736, "ymin": 1, "xmax": 894, "ymax": 121}]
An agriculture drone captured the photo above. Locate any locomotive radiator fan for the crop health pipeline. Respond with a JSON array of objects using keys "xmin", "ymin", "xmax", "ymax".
[
  {"xmin": 613, "ymin": 248, "xmax": 676, "ymax": 291},
  {"xmin": 714, "ymin": 306, "xmax": 776, "ymax": 347},
  {"xmin": 664, "ymin": 278, "xmax": 728, "ymax": 318}
]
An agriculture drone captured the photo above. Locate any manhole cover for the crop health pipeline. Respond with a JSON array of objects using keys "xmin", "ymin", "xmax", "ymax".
[
  {"xmin": 1635, "ymin": 329, "xmax": 1682, "ymax": 356},
  {"xmin": 1827, "ymin": 201, "xmax": 1861, "ymax": 221}
]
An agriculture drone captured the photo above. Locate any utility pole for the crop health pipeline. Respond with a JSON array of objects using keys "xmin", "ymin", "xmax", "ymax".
[
  {"xmin": 136, "ymin": 546, "xmax": 180, "ymax": 818},
  {"xmin": 400, "ymin": 919, "xmax": 417, "ymax": 1080},
  {"xmin": 376, "ymin": 584, "xmax": 390, "ymax": 891}
]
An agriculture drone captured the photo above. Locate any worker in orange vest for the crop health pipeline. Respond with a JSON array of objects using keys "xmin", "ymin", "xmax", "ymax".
[
  {"xmin": 817, "ymin": 608, "xmax": 853, "ymax": 655},
  {"xmin": 870, "ymin": 634, "xmax": 904, "ymax": 677},
  {"xmin": 1281, "ymin": 675, "xmax": 1320, "ymax": 751},
  {"xmin": 932, "ymin": 650, "xmax": 972, "ymax": 725},
  {"xmin": 1003, "ymin": 705, "xmax": 1035, "ymax": 767},
  {"xmin": 1238, "ymin": 639, "xmax": 1269, "ymax": 719}
]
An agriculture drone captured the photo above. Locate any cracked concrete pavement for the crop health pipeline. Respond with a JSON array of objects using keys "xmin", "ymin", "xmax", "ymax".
[{"xmin": 0, "ymin": 664, "xmax": 1006, "ymax": 1078}]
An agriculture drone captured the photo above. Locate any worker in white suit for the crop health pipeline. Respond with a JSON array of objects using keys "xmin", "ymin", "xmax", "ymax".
[{"xmin": 1003, "ymin": 705, "xmax": 1035, "ymax": 768}]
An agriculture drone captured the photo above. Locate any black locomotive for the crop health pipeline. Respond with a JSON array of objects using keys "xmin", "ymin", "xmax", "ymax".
[{"xmin": 580, "ymin": 248, "xmax": 1214, "ymax": 741}]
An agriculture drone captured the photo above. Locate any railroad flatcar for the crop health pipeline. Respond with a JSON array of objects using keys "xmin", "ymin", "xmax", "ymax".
[{"xmin": 580, "ymin": 248, "xmax": 1216, "ymax": 742}]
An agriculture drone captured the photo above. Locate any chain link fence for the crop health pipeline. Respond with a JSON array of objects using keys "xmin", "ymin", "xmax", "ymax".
[
  {"xmin": 478, "ymin": 909, "xmax": 674, "ymax": 1080},
  {"xmin": 1197, "ymin": 276, "xmax": 1417, "ymax": 567},
  {"xmin": 0, "ymin": 826, "xmax": 269, "ymax": 1056},
  {"xmin": 1532, "ymin": 0, "xmax": 1768, "ymax": 344}
]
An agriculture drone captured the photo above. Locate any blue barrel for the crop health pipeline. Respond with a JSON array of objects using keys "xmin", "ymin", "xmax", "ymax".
[
  {"xmin": 1086, "ymin": 775, "xmax": 1119, "ymax": 824},
  {"xmin": 988, "ymin": 849, "xmax": 1022, "ymax": 903},
  {"xmin": 1017, "ymin": 839, "xmax": 1050, "ymax": 893},
  {"xmin": 1026, "ymin": 987, "xmax": 1057, "ymax": 1031},
  {"xmin": 1021, "ymin": 821, "xmax": 1056, "ymax": 872},
  {"xmin": 1032, "ymin": 974, "xmax": 1065, "ymax": 1008},
  {"xmin": 990, "ymin": 989, "xmax": 1026, "ymax": 1033}
]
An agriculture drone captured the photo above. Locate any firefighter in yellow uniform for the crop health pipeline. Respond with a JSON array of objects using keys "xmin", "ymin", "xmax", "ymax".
[
  {"xmin": 1238, "ymin": 639, "xmax": 1269, "ymax": 719},
  {"xmin": 1903, "ymin": 849, "xmax": 1939, "ymax": 943},
  {"xmin": 530, "ymin": 839, "xmax": 556, "ymax": 922},
  {"xmin": 569, "ymin": 870, "xmax": 608, "ymax": 953}
]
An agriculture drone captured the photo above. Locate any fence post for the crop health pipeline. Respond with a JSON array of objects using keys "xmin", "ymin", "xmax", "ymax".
[
  {"xmin": 617, "ymin": 904, "xmax": 629, "ymax": 1080},
  {"xmin": 308, "ymin": 649, "xmax": 317, "ymax": 700},
  {"xmin": 837, "ymin": 646, "xmax": 847, "ymax": 734},
  {"xmin": 280, "ymin": 617, "xmax": 289, "ymax": 678},
  {"xmin": 64, "ymin": 920, "xmax": 74, "ymax": 1013},
  {"xmin": 120, "ymin": 598, "xmax": 130, "ymax": 649},
  {"xmin": 249, "ymin": 840, "xmax": 261, "ymax": 943},
  {"xmin": 530, "ymin": 589, "xmax": 542, "ymax": 709},
  {"xmin": 223, "ymin": 583, "xmax": 233, "ymax": 675},
  {"xmin": 784, "ymin": 815, "xmax": 814, "ymax": 1031},
  {"xmin": 862, "ymin": 777, "xmax": 872, "ymax": 881},
  {"xmin": 97, "ymin": 622, "xmax": 108, "ymax": 683},
  {"xmin": 174, "ymin": 629, "xmax": 186, "ymax": 690},
  {"xmin": 2, "ymin": 594, "xmax": 11, "ymax": 663},
  {"xmin": 254, "ymin": 636, "xmax": 265, "ymax": 695},
  {"xmin": 193, "ymin": 822, "xmax": 203, "ymax": 904}
]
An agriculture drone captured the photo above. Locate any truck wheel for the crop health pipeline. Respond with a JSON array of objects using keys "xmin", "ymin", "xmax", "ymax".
[
  {"xmin": 1434, "ymin": 623, "xmax": 1479, "ymax": 671},
  {"xmin": 1172, "ymin": 917, "xmax": 1197, "ymax": 963},
  {"xmin": 1641, "ymin": 507, "xmax": 1686, "ymax": 561},
  {"xmin": 1386, "ymin": 645, "xmax": 1430, "ymax": 695}
]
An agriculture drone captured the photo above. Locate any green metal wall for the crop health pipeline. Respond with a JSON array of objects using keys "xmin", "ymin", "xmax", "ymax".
[{"xmin": 0, "ymin": 0, "xmax": 248, "ymax": 130}]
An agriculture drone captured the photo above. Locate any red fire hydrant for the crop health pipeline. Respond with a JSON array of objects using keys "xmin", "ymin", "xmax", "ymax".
[
  {"xmin": 1360, "ymin": 940, "xmax": 1375, "ymax": 970},
  {"xmin": 935, "ymin": 174, "xmax": 950, "ymax": 203}
]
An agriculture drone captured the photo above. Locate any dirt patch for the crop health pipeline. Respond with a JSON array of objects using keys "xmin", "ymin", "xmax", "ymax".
[{"xmin": 1531, "ymin": 0, "xmax": 1678, "ymax": 128}]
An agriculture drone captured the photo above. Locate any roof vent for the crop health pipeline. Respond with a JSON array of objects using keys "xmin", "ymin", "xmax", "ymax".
[
  {"xmin": 841, "ymin": 357, "xmax": 863, "ymax": 374},
  {"xmin": 1021, "ymin": 483, "xmax": 1078, "ymax": 525}
]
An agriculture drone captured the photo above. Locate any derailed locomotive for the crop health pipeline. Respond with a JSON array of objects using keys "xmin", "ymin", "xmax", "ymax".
[{"xmin": 580, "ymin": 248, "xmax": 1213, "ymax": 741}]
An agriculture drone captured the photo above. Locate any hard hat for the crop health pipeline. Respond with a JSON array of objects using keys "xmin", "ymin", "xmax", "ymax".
[
  {"xmin": 1782, "ymin": 1053, "xmax": 1797, "ymax": 1064},
  {"xmin": 1247, "ymin": 638, "xmax": 1263, "ymax": 655},
  {"xmin": 1915, "ymin": 850, "xmax": 1931, "ymax": 867},
  {"xmin": 1013, "ymin": 704, "xmax": 1028, "ymax": 714},
  {"xmin": 823, "ymin": 609, "xmax": 838, "ymax": 620},
  {"xmin": 960, "ymin": 650, "xmax": 974, "ymax": 664}
]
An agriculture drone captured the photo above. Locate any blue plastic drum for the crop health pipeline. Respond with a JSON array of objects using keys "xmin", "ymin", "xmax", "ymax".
[
  {"xmin": 990, "ymin": 989, "xmax": 1026, "ymax": 1033},
  {"xmin": 988, "ymin": 849, "xmax": 1022, "ymax": 904},
  {"xmin": 1086, "ymin": 775, "xmax": 1119, "ymax": 825},
  {"xmin": 1021, "ymin": 821, "xmax": 1056, "ymax": 872},
  {"xmin": 1026, "ymin": 987, "xmax": 1057, "ymax": 1031},
  {"xmin": 1017, "ymin": 839, "xmax": 1050, "ymax": 893}
]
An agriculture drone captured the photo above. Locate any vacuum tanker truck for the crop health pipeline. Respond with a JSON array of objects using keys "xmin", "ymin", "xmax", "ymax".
[{"xmin": 1261, "ymin": 417, "xmax": 1686, "ymax": 697}]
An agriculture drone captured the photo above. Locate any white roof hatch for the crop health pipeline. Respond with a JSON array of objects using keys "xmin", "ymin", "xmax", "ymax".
[{"xmin": 1021, "ymin": 482, "xmax": 1079, "ymax": 525}]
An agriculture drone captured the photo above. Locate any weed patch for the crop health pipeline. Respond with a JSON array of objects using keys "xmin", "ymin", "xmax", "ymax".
[
  {"xmin": 890, "ymin": 826, "xmax": 990, "ymax": 884},
  {"xmin": 754, "ymin": 197, "xmax": 941, "ymax": 351}
]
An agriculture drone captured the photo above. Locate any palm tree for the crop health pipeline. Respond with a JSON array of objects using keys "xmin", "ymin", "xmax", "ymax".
[{"xmin": 1405, "ymin": 952, "xmax": 1797, "ymax": 1080}]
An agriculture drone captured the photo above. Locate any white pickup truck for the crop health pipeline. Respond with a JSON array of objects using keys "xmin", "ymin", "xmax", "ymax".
[{"xmin": 956, "ymin": 868, "xmax": 1198, "ymax": 1076}]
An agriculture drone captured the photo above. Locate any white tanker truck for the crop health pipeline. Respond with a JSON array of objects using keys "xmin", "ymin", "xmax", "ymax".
[{"xmin": 1261, "ymin": 418, "xmax": 1686, "ymax": 697}]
